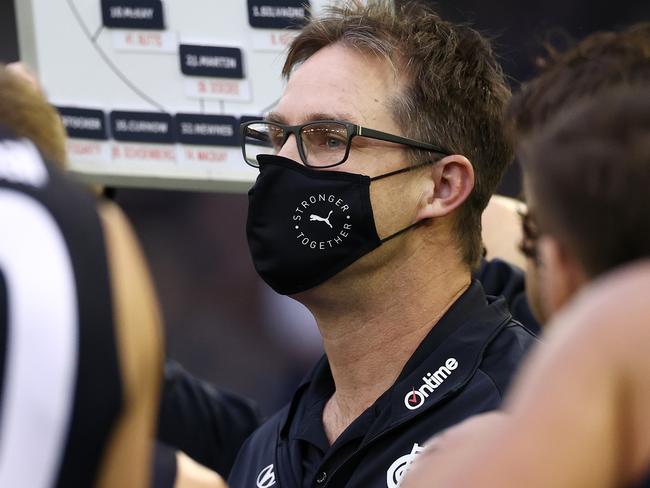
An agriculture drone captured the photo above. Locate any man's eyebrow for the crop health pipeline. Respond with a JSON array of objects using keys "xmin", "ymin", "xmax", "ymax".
[
  {"xmin": 305, "ymin": 112, "xmax": 359, "ymax": 124},
  {"xmin": 265, "ymin": 112, "xmax": 286, "ymax": 124},
  {"xmin": 264, "ymin": 111, "xmax": 360, "ymax": 125}
]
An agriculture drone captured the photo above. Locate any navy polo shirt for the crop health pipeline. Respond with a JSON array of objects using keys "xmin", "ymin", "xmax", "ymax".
[{"xmin": 228, "ymin": 280, "xmax": 537, "ymax": 488}]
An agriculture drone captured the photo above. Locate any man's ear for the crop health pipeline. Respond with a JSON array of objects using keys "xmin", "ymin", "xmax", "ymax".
[
  {"xmin": 537, "ymin": 235, "xmax": 587, "ymax": 318},
  {"xmin": 415, "ymin": 154, "xmax": 475, "ymax": 221}
]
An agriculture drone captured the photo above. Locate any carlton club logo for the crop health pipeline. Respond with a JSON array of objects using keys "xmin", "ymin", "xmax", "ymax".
[
  {"xmin": 387, "ymin": 443, "xmax": 424, "ymax": 488},
  {"xmin": 256, "ymin": 464, "xmax": 276, "ymax": 488},
  {"xmin": 404, "ymin": 358, "xmax": 459, "ymax": 410},
  {"xmin": 292, "ymin": 193, "xmax": 352, "ymax": 250}
]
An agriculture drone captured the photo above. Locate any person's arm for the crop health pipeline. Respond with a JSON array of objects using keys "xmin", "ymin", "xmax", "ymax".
[
  {"xmin": 151, "ymin": 442, "xmax": 228, "ymax": 488},
  {"xmin": 95, "ymin": 201, "xmax": 164, "ymax": 488},
  {"xmin": 404, "ymin": 262, "xmax": 650, "ymax": 488},
  {"xmin": 481, "ymin": 195, "xmax": 527, "ymax": 269},
  {"xmin": 157, "ymin": 360, "xmax": 263, "ymax": 477},
  {"xmin": 403, "ymin": 312, "xmax": 620, "ymax": 487},
  {"xmin": 478, "ymin": 196, "xmax": 541, "ymax": 333},
  {"xmin": 175, "ymin": 451, "xmax": 228, "ymax": 488}
]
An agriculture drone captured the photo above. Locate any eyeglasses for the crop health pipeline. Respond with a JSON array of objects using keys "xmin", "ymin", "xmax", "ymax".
[
  {"xmin": 240, "ymin": 119, "xmax": 451, "ymax": 168},
  {"xmin": 518, "ymin": 207, "xmax": 540, "ymax": 262}
]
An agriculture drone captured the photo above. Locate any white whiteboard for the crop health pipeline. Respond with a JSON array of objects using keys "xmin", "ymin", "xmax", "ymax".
[{"xmin": 14, "ymin": 0, "xmax": 335, "ymax": 192}]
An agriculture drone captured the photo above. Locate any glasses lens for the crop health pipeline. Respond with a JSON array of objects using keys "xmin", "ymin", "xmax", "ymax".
[
  {"xmin": 243, "ymin": 122, "xmax": 285, "ymax": 167},
  {"xmin": 300, "ymin": 122, "xmax": 349, "ymax": 167}
]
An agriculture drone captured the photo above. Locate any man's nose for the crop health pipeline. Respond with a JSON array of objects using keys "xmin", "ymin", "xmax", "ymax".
[{"xmin": 277, "ymin": 134, "xmax": 302, "ymax": 164}]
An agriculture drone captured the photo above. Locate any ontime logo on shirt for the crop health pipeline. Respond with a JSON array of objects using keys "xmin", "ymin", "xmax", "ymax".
[{"xmin": 404, "ymin": 358, "xmax": 459, "ymax": 410}]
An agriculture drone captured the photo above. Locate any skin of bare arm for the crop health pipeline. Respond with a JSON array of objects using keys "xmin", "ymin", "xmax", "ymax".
[
  {"xmin": 175, "ymin": 452, "xmax": 228, "ymax": 488},
  {"xmin": 94, "ymin": 201, "xmax": 164, "ymax": 488},
  {"xmin": 481, "ymin": 195, "xmax": 528, "ymax": 270}
]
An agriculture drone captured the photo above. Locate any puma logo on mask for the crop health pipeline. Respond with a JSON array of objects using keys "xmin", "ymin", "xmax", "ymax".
[{"xmin": 310, "ymin": 210, "xmax": 333, "ymax": 229}]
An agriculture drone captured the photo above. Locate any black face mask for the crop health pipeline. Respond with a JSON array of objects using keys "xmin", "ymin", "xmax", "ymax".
[{"xmin": 246, "ymin": 155, "xmax": 422, "ymax": 295}]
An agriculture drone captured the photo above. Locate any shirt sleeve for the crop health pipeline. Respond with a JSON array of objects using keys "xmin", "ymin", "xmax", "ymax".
[
  {"xmin": 156, "ymin": 359, "xmax": 263, "ymax": 477},
  {"xmin": 150, "ymin": 441, "xmax": 177, "ymax": 488},
  {"xmin": 475, "ymin": 258, "xmax": 541, "ymax": 335}
]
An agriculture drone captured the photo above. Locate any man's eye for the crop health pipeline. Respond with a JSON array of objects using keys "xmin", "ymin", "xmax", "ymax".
[
  {"xmin": 302, "ymin": 124, "xmax": 348, "ymax": 152},
  {"xmin": 326, "ymin": 137, "xmax": 344, "ymax": 148}
]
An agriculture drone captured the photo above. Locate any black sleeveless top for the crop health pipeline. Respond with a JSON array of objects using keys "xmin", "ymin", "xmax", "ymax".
[{"xmin": 0, "ymin": 133, "xmax": 122, "ymax": 487}]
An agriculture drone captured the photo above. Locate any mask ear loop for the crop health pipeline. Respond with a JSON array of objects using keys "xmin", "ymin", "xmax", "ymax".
[
  {"xmin": 369, "ymin": 160, "xmax": 434, "ymax": 242},
  {"xmin": 369, "ymin": 160, "xmax": 433, "ymax": 182}
]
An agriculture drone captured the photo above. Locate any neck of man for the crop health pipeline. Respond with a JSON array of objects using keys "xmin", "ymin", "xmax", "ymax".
[{"xmin": 296, "ymin": 232, "xmax": 472, "ymax": 445}]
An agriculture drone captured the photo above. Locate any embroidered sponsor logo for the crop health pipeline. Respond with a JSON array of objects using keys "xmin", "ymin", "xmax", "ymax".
[
  {"xmin": 292, "ymin": 193, "xmax": 352, "ymax": 250},
  {"xmin": 256, "ymin": 463, "xmax": 276, "ymax": 488},
  {"xmin": 387, "ymin": 443, "xmax": 424, "ymax": 488},
  {"xmin": 404, "ymin": 358, "xmax": 459, "ymax": 410}
]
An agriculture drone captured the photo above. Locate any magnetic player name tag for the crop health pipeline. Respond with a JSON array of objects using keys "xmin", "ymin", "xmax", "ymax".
[
  {"xmin": 175, "ymin": 114, "xmax": 238, "ymax": 146},
  {"xmin": 112, "ymin": 30, "xmax": 177, "ymax": 53},
  {"xmin": 101, "ymin": 0, "xmax": 165, "ymax": 30},
  {"xmin": 178, "ymin": 146, "xmax": 240, "ymax": 165},
  {"xmin": 109, "ymin": 111, "xmax": 175, "ymax": 144},
  {"xmin": 184, "ymin": 78, "xmax": 252, "ymax": 102},
  {"xmin": 250, "ymin": 29, "xmax": 299, "ymax": 52},
  {"xmin": 66, "ymin": 140, "xmax": 111, "ymax": 164},
  {"xmin": 180, "ymin": 45, "xmax": 244, "ymax": 79},
  {"xmin": 57, "ymin": 107, "xmax": 108, "ymax": 140},
  {"xmin": 247, "ymin": 0, "xmax": 311, "ymax": 29}
]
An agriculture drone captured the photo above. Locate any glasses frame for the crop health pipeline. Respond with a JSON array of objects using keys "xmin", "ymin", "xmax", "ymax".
[
  {"xmin": 518, "ymin": 206, "xmax": 541, "ymax": 263},
  {"xmin": 240, "ymin": 119, "xmax": 452, "ymax": 168}
]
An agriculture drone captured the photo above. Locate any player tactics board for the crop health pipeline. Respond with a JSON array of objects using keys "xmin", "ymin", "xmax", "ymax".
[{"xmin": 15, "ymin": 0, "xmax": 336, "ymax": 192}]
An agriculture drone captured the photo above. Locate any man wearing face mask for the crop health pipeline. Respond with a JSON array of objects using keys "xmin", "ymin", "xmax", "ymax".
[{"xmin": 225, "ymin": 2, "xmax": 537, "ymax": 487}]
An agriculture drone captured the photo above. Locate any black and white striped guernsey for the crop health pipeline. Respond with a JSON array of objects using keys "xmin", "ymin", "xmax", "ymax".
[{"xmin": 0, "ymin": 132, "xmax": 122, "ymax": 487}]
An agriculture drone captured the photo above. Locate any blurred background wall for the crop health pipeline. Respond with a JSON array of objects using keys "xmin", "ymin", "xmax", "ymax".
[{"xmin": 1, "ymin": 0, "xmax": 649, "ymax": 416}]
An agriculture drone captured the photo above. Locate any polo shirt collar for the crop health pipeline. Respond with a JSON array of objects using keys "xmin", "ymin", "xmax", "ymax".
[
  {"xmin": 385, "ymin": 281, "xmax": 511, "ymax": 428},
  {"xmin": 279, "ymin": 280, "xmax": 511, "ymax": 440}
]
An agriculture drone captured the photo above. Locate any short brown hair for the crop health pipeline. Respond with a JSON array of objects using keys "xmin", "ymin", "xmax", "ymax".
[
  {"xmin": 521, "ymin": 88, "xmax": 650, "ymax": 278},
  {"xmin": 283, "ymin": 0, "xmax": 513, "ymax": 268},
  {"xmin": 0, "ymin": 65, "xmax": 68, "ymax": 168},
  {"xmin": 509, "ymin": 23, "xmax": 650, "ymax": 138}
]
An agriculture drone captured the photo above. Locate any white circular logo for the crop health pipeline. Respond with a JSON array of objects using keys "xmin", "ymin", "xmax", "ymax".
[
  {"xmin": 404, "ymin": 389, "xmax": 425, "ymax": 410},
  {"xmin": 292, "ymin": 193, "xmax": 352, "ymax": 251},
  {"xmin": 256, "ymin": 464, "xmax": 276, "ymax": 488},
  {"xmin": 387, "ymin": 443, "xmax": 424, "ymax": 488}
]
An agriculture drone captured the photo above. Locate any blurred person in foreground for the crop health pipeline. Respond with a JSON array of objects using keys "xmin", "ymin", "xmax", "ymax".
[
  {"xmin": 0, "ymin": 64, "xmax": 163, "ymax": 486},
  {"xmin": 401, "ymin": 27, "xmax": 650, "ymax": 485},
  {"xmin": 0, "ymin": 64, "xmax": 228, "ymax": 488},
  {"xmin": 469, "ymin": 22, "xmax": 650, "ymax": 329},
  {"xmin": 513, "ymin": 22, "xmax": 650, "ymax": 323},
  {"xmin": 221, "ymin": 1, "xmax": 537, "ymax": 486},
  {"xmin": 404, "ymin": 85, "xmax": 650, "ymax": 488}
]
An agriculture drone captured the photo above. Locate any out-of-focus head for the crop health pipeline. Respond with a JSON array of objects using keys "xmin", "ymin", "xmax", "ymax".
[
  {"xmin": 280, "ymin": 0, "xmax": 514, "ymax": 269},
  {"xmin": 509, "ymin": 23, "xmax": 650, "ymax": 322},
  {"xmin": 519, "ymin": 88, "xmax": 650, "ymax": 319},
  {"xmin": 0, "ymin": 63, "xmax": 68, "ymax": 169},
  {"xmin": 509, "ymin": 23, "xmax": 650, "ymax": 139}
]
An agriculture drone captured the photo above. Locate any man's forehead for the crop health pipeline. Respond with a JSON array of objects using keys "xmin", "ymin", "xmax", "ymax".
[{"xmin": 273, "ymin": 43, "xmax": 398, "ymax": 126}]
